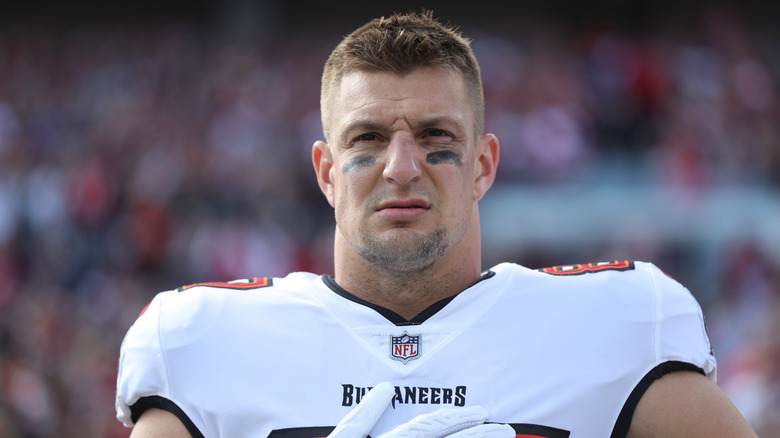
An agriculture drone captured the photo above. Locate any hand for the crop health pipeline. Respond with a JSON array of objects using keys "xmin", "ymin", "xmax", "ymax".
[
  {"xmin": 376, "ymin": 406, "xmax": 516, "ymax": 438},
  {"xmin": 328, "ymin": 382, "xmax": 396, "ymax": 438},
  {"xmin": 327, "ymin": 382, "xmax": 515, "ymax": 438}
]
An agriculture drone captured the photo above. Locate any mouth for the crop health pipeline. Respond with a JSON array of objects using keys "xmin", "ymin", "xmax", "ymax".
[
  {"xmin": 376, "ymin": 199, "xmax": 430, "ymax": 211},
  {"xmin": 375, "ymin": 199, "xmax": 431, "ymax": 221}
]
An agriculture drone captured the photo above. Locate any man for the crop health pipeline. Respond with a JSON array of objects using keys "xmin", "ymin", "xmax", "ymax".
[{"xmin": 116, "ymin": 11, "xmax": 757, "ymax": 437}]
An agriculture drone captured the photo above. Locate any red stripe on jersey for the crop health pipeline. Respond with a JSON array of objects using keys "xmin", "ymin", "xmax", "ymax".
[
  {"xmin": 138, "ymin": 301, "xmax": 152, "ymax": 317},
  {"xmin": 178, "ymin": 277, "xmax": 271, "ymax": 291},
  {"xmin": 538, "ymin": 260, "xmax": 633, "ymax": 276}
]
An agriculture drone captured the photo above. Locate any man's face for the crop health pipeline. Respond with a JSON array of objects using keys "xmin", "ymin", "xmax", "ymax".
[{"xmin": 314, "ymin": 67, "xmax": 496, "ymax": 273}]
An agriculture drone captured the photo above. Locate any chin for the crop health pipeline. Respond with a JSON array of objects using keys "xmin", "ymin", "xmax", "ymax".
[{"xmin": 356, "ymin": 228, "xmax": 448, "ymax": 272}]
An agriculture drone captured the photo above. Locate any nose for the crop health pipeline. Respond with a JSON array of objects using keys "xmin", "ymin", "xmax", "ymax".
[{"xmin": 382, "ymin": 134, "xmax": 422, "ymax": 185}]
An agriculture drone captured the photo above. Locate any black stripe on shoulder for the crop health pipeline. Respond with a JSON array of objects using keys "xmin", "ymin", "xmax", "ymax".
[
  {"xmin": 611, "ymin": 361, "xmax": 705, "ymax": 438},
  {"xmin": 507, "ymin": 423, "xmax": 570, "ymax": 437},
  {"xmin": 269, "ymin": 426, "xmax": 335, "ymax": 438},
  {"xmin": 131, "ymin": 395, "xmax": 204, "ymax": 438}
]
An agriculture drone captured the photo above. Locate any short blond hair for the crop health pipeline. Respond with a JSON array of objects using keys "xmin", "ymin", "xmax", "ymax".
[{"xmin": 320, "ymin": 10, "xmax": 484, "ymax": 141}]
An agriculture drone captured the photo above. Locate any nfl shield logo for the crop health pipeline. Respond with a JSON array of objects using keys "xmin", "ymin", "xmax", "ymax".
[{"xmin": 390, "ymin": 331, "xmax": 421, "ymax": 363}]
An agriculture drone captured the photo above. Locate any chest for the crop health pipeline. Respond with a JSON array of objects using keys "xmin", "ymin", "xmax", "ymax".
[{"xmin": 164, "ymin": 301, "xmax": 649, "ymax": 438}]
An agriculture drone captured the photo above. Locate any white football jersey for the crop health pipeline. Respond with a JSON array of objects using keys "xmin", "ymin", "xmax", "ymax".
[{"xmin": 116, "ymin": 261, "xmax": 716, "ymax": 438}]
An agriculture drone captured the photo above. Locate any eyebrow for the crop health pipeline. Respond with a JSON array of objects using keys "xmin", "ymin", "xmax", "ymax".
[
  {"xmin": 413, "ymin": 117, "xmax": 462, "ymax": 131},
  {"xmin": 338, "ymin": 120, "xmax": 384, "ymax": 147},
  {"xmin": 340, "ymin": 116, "xmax": 464, "ymax": 143},
  {"xmin": 342, "ymin": 120, "xmax": 385, "ymax": 137}
]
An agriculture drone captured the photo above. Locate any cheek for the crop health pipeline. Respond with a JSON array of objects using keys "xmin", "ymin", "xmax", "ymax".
[
  {"xmin": 342, "ymin": 155, "xmax": 377, "ymax": 173},
  {"xmin": 426, "ymin": 150, "xmax": 463, "ymax": 166},
  {"xmin": 333, "ymin": 168, "xmax": 374, "ymax": 214},
  {"xmin": 447, "ymin": 161, "xmax": 479, "ymax": 204}
]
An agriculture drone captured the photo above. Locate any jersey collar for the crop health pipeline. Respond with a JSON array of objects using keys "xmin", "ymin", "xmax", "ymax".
[{"xmin": 321, "ymin": 270, "xmax": 496, "ymax": 326}]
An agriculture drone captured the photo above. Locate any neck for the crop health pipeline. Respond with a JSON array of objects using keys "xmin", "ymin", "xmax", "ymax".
[{"xmin": 332, "ymin": 219, "xmax": 483, "ymax": 320}]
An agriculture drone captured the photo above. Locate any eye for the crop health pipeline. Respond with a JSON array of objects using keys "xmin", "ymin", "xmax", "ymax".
[
  {"xmin": 427, "ymin": 129, "xmax": 448, "ymax": 137},
  {"xmin": 349, "ymin": 133, "xmax": 381, "ymax": 146},
  {"xmin": 421, "ymin": 128, "xmax": 453, "ymax": 145}
]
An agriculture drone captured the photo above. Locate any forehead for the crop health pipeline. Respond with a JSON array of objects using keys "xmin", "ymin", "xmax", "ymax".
[{"xmin": 324, "ymin": 67, "xmax": 474, "ymax": 140}]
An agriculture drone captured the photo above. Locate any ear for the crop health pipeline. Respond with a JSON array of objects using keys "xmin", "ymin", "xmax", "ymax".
[
  {"xmin": 473, "ymin": 133, "xmax": 499, "ymax": 201},
  {"xmin": 312, "ymin": 140, "xmax": 337, "ymax": 208}
]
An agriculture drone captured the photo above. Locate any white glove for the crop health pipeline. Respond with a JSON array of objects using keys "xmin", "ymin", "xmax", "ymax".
[
  {"xmin": 328, "ymin": 382, "xmax": 515, "ymax": 438},
  {"xmin": 376, "ymin": 406, "xmax": 516, "ymax": 438},
  {"xmin": 328, "ymin": 382, "xmax": 396, "ymax": 438}
]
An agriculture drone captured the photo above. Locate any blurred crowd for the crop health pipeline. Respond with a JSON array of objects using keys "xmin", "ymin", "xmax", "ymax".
[{"xmin": 0, "ymin": 6, "xmax": 778, "ymax": 437}]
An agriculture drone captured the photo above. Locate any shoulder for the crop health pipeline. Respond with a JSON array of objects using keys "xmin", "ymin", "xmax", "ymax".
[
  {"xmin": 148, "ymin": 271, "xmax": 322, "ymax": 324},
  {"xmin": 490, "ymin": 260, "xmax": 706, "ymax": 330},
  {"xmin": 123, "ymin": 271, "xmax": 323, "ymax": 352},
  {"xmin": 509, "ymin": 260, "xmax": 716, "ymax": 373},
  {"xmin": 174, "ymin": 270, "xmax": 322, "ymax": 297},
  {"xmin": 492, "ymin": 260, "xmax": 683, "ymax": 295},
  {"xmin": 531, "ymin": 260, "xmax": 676, "ymax": 287},
  {"xmin": 116, "ymin": 271, "xmax": 323, "ymax": 426}
]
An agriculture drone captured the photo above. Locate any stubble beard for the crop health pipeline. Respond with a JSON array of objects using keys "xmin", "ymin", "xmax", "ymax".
[{"xmin": 356, "ymin": 228, "xmax": 448, "ymax": 273}]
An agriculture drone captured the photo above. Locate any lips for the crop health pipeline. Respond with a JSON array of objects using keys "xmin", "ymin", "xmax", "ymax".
[
  {"xmin": 376, "ymin": 199, "xmax": 430, "ymax": 210},
  {"xmin": 376, "ymin": 198, "xmax": 430, "ymax": 221}
]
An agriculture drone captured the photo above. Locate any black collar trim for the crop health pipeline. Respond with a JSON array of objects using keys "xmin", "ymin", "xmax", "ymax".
[{"xmin": 321, "ymin": 270, "xmax": 496, "ymax": 326}]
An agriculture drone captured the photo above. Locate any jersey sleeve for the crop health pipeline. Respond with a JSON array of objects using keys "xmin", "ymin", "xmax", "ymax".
[
  {"xmin": 647, "ymin": 263, "xmax": 717, "ymax": 380},
  {"xmin": 115, "ymin": 291, "xmax": 172, "ymax": 427}
]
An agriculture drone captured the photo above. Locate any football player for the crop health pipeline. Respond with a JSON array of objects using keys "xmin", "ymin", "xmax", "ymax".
[{"xmin": 116, "ymin": 10, "xmax": 757, "ymax": 438}]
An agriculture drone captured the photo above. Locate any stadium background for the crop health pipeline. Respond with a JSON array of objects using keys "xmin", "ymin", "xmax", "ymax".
[{"xmin": 0, "ymin": 0, "xmax": 778, "ymax": 436}]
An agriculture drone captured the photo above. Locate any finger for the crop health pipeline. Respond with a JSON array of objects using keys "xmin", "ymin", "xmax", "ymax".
[
  {"xmin": 378, "ymin": 406, "xmax": 491, "ymax": 438},
  {"xmin": 446, "ymin": 423, "xmax": 516, "ymax": 438},
  {"xmin": 328, "ymin": 382, "xmax": 395, "ymax": 438}
]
